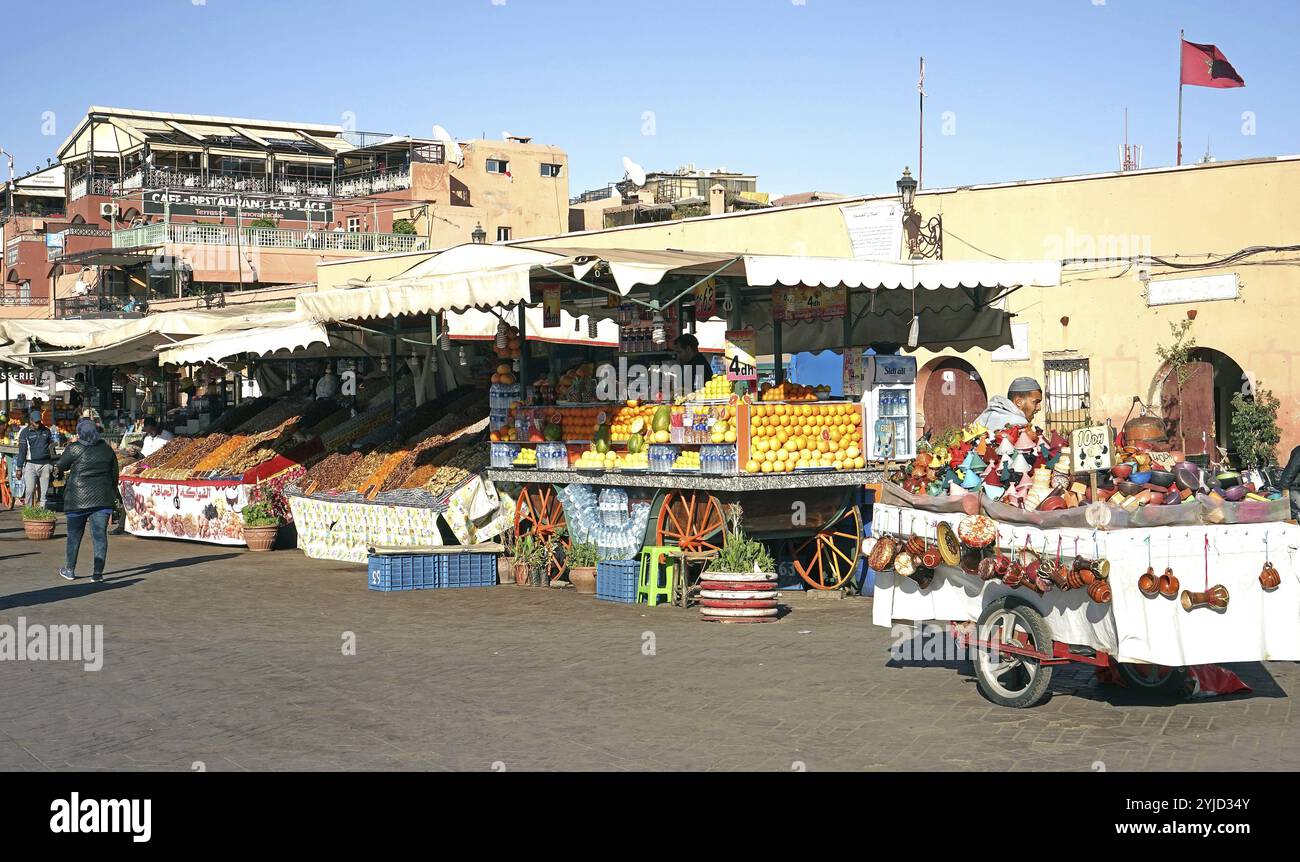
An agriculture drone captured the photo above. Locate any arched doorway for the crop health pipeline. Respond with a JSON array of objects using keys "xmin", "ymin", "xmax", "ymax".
[
  {"xmin": 920, "ymin": 357, "xmax": 987, "ymax": 435},
  {"xmin": 1156, "ymin": 347, "xmax": 1245, "ymax": 459}
]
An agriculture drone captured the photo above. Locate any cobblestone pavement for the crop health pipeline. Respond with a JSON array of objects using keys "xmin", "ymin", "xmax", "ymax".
[{"xmin": 0, "ymin": 511, "xmax": 1296, "ymax": 772}]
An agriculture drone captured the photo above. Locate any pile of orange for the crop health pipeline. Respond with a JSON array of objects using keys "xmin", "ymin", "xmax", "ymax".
[
  {"xmin": 759, "ymin": 382, "xmax": 819, "ymax": 402},
  {"xmin": 744, "ymin": 402, "xmax": 865, "ymax": 473},
  {"xmin": 609, "ymin": 404, "xmax": 657, "ymax": 441},
  {"xmin": 555, "ymin": 407, "xmax": 601, "ymax": 440}
]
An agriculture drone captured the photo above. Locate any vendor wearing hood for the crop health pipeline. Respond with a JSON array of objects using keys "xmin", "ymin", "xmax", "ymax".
[{"xmin": 975, "ymin": 377, "xmax": 1044, "ymax": 431}]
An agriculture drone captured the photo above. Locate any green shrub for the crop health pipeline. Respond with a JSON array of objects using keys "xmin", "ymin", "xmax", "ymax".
[
  {"xmin": 240, "ymin": 501, "xmax": 279, "ymax": 527},
  {"xmin": 391, "ymin": 218, "xmax": 417, "ymax": 235},
  {"xmin": 1230, "ymin": 387, "xmax": 1282, "ymax": 469},
  {"xmin": 22, "ymin": 505, "xmax": 55, "ymax": 521},
  {"xmin": 707, "ymin": 504, "xmax": 775, "ymax": 574},
  {"xmin": 566, "ymin": 541, "xmax": 599, "ymax": 568}
]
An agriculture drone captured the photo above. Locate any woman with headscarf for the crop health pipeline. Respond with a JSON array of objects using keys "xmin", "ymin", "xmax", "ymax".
[{"xmin": 56, "ymin": 419, "xmax": 121, "ymax": 582}]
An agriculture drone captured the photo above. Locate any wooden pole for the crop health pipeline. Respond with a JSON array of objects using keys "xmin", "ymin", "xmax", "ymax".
[{"xmin": 1176, "ymin": 29, "xmax": 1185, "ymax": 166}]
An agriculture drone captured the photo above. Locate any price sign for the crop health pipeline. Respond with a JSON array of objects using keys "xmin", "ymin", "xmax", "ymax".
[
  {"xmin": 541, "ymin": 283, "xmax": 561, "ymax": 328},
  {"xmin": 772, "ymin": 285, "xmax": 846, "ymax": 322},
  {"xmin": 1071, "ymin": 424, "xmax": 1114, "ymax": 473},
  {"xmin": 724, "ymin": 329, "xmax": 757, "ymax": 382},
  {"xmin": 842, "ymin": 351, "xmax": 866, "ymax": 398},
  {"xmin": 694, "ymin": 278, "xmax": 718, "ymax": 320}
]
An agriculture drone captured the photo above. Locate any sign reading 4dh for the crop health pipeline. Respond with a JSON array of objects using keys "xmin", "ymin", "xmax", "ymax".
[{"xmin": 1071, "ymin": 424, "xmax": 1114, "ymax": 473}]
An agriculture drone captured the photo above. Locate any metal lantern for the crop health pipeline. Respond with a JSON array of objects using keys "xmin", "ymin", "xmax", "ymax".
[{"xmin": 896, "ymin": 167, "xmax": 918, "ymax": 210}]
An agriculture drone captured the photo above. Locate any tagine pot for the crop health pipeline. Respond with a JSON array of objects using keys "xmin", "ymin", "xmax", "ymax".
[
  {"xmin": 568, "ymin": 566, "xmax": 597, "ymax": 594},
  {"xmin": 243, "ymin": 524, "xmax": 279, "ymax": 552},
  {"xmin": 23, "ymin": 518, "xmax": 55, "ymax": 541}
]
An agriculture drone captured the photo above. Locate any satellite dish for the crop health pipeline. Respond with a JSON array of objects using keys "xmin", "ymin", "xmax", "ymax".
[
  {"xmin": 431, "ymin": 124, "xmax": 464, "ymax": 167},
  {"xmin": 621, "ymin": 156, "xmax": 646, "ymax": 187}
]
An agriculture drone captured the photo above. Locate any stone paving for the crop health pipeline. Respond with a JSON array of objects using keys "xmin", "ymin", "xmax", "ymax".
[{"xmin": 0, "ymin": 510, "xmax": 1296, "ymax": 772}]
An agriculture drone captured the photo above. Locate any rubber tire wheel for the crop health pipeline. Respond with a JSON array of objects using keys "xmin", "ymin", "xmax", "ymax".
[
  {"xmin": 1117, "ymin": 663, "xmax": 1189, "ymax": 697},
  {"xmin": 973, "ymin": 598, "xmax": 1055, "ymax": 709}
]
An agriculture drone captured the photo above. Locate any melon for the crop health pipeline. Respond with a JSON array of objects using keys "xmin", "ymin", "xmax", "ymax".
[
  {"xmin": 627, "ymin": 433, "xmax": 646, "ymax": 454},
  {"xmin": 629, "ymin": 418, "xmax": 647, "ymax": 436},
  {"xmin": 651, "ymin": 405, "xmax": 672, "ymax": 433}
]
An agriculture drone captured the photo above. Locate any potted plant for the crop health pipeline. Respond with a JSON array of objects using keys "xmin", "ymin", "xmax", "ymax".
[
  {"xmin": 705, "ymin": 504, "xmax": 776, "ymax": 578},
  {"xmin": 22, "ymin": 505, "xmax": 56, "ymax": 541},
  {"xmin": 240, "ymin": 501, "xmax": 280, "ymax": 552},
  {"xmin": 513, "ymin": 535, "xmax": 545, "ymax": 586},
  {"xmin": 566, "ymin": 541, "xmax": 599, "ymax": 594},
  {"xmin": 497, "ymin": 521, "xmax": 518, "ymax": 585}
]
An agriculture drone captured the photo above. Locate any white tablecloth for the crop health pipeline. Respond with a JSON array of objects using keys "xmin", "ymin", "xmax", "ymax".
[{"xmin": 870, "ymin": 504, "xmax": 1300, "ymax": 665}]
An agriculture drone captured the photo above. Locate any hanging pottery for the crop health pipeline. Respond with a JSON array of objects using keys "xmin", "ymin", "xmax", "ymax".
[
  {"xmin": 936, "ymin": 522, "xmax": 962, "ymax": 567},
  {"xmin": 957, "ymin": 514, "xmax": 998, "ymax": 548},
  {"xmin": 1158, "ymin": 567, "xmax": 1179, "ymax": 598},
  {"xmin": 1138, "ymin": 567, "xmax": 1160, "ymax": 598},
  {"xmin": 1087, "ymin": 579, "xmax": 1112, "ymax": 604},
  {"xmin": 1180, "ymin": 585, "xmax": 1229, "ymax": 612},
  {"xmin": 921, "ymin": 546, "xmax": 941, "ymax": 570},
  {"xmin": 893, "ymin": 552, "xmax": 916, "ymax": 578},
  {"xmin": 977, "ymin": 557, "xmax": 999, "ymax": 581},
  {"xmin": 868, "ymin": 536, "xmax": 897, "ymax": 572},
  {"xmin": 1260, "ymin": 562, "xmax": 1281, "ymax": 591},
  {"xmin": 1002, "ymin": 560, "xmax": 1024, "ymax": 588}
]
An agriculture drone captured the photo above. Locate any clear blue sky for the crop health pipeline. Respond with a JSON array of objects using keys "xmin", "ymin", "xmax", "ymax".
[{"xmin": 2, "ymin": 0, "xmax": 1294, "ymax": 197}]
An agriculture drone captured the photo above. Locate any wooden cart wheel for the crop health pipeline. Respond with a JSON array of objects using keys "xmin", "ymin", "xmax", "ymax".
[
  {"xmin": 514, "ymin": 484, "xmax": 569, "ymax": 584},
  {"xmin": 791, "ymin": 506, "xmax": 862, "ymax": 591},
  {"xmin": 655, "ymin": 491, "xmax": 725, "ymax": 553}
]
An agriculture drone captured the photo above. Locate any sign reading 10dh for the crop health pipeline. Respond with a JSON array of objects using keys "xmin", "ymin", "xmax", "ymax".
[{"xmin": 1071, "ymin": 424, "xmax": 1114, "ymax": 473}]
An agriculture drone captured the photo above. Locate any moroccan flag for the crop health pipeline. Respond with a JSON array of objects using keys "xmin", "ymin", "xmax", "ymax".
[{"xmin": 1180, "ymin": 39, "xmax": 1245, "ymax": 88}]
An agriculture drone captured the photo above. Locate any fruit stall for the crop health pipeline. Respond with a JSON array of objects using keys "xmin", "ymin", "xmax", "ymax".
[
  {"xmin": 295, "ymin": 244, "xmax": 1066, "ymax": 591},
  {"xmin": 866, "ymin": 422, "xmax": 1300, "ymax": 707}
]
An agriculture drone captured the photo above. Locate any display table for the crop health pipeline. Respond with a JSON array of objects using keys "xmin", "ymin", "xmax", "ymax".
[
  {"xmin": 119, "ymin": 475, "xmax": 249, "ymax": 545},
  {"xmin": 870, "ymin": 503, "xmax": 1300, "ymax": 666},
  {"xmin": 485, "ymin": 466, "xmax": 884, "ymax": 491}
]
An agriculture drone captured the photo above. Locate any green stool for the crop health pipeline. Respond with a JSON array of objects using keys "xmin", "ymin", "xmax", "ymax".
[{"xmin": 638, "ymin": 546, "xmax": 677, "ymax": 607}]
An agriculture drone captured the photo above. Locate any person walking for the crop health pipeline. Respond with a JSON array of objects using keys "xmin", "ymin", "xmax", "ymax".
[
  {"xmin": 1277, "ymin": 443, "xmax": 1300, "ymax": 522},
  {"xmin": 56, "ymin": 419, "xmax": 120, "ymax": 582},
  {"xmin": 16, "ymin": 411, "xmax": 56, "ymax": 509}
]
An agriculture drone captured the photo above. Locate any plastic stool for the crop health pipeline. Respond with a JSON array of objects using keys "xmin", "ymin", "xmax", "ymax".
[{"xmin": 637, "ymin": 546, "xmax": 677, "ymax": 607}]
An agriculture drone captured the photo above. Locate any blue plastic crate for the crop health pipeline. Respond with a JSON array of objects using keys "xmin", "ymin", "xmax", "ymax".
[
  {"xmin": 368, "ymin": 554, "xmax": 440, "ymax": 592},
  {"xmin": 440, "ymin": 553, "xmax": 498, "ymax": 588},
  {"xmin": 596, "ymin": 559, "xmax": 640, "ymax": 604}
]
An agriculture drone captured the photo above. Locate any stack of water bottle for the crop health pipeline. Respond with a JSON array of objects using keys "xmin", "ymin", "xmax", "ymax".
[
  {"xmin": 700, "ymin": 444, "xmax": 738, "ymax": 475},
  {"xmin": 489, "ymin": 383, "xmax": 521, "ymax": 431},
  {"xmin": 556, "ymin": 485, "xmax": 649, "ymax": 562},
  {"xmin": 536, "ymin": 443, "xmax": 569, "ymax": 471},
  {"xmin": 648, "ymin": 444, "xmax": 677, "ymax": 473},
  {"xmin": 558, "ymin": 484, "xmax": 599, "ymax": 544}
]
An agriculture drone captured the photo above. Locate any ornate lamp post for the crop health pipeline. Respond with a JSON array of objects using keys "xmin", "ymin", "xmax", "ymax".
[
  {"xmin": 897, "ymin": 167, "xmax": 942, "ymax": 259},
  {"xmin": 471, "ymin": 222, "xmax": 487, "ymax": 244}
]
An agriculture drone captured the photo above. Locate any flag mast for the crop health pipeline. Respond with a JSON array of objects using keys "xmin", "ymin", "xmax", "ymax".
[{"xmin": 1176, "ymin": 28, "xmax": 1184, "ymax": 165}]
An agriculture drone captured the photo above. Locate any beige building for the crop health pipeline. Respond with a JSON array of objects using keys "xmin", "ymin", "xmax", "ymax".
[{"xmin": 316, "ymin": 154, "xmax": 1300, "ymax": 458}]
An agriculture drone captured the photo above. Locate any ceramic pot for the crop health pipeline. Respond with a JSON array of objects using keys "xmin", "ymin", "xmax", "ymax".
[
  {"xmin": 977, "ymin": 557, "xmax": 998, "ymax": 581},
  {"xmin": 243, "ymin": 524, "xmax": 278, "ymax": 552},
  {"xmin": 959, "ymin": 493, "xmax": 982, "ymax": 516},
  {"xmin": 1003, "ymin": 561, "xmax": 1024, "ymax": 588},
  {"xmin": 958, "ymin": 548, "xmax": 982, "ymax": 576},
  {"xmin": 921, "ymin": 548, "xmax": 941, "ymax": 569},
  {"xmin": 936, "ymin": 522, "xmax": 962, "ymax": 567},
  {"xmin": 569, "ymin": 566, "xmax": 597, "ymax": 594},
  {"xmin": 894, "ymin": 552, "xmax": 916, "ymax": 578},
  {"xmin": 1049, "ymin": 563, "xmax": 1070, "ymax": 589},
  {"xmin": 1110, "ymin": 463, "xmax": 1134, "ymax": 481},
  {"xmin": 1180, "ymin": 584, "xmax": 1229, "ymax": 612},
  {"xmin": 1158, "ymin": 568, "xmax": 1179, "ymax": 598},
  {"xmin": 1138, "ymin": 567, "xmax": 1159, "ymax": 598},
  {"xmin": 912, "ymin": 569, "xmax": 934, "ymax": 589},
  {"xmin": 23, "ymin": 519, "xmax": 55, "ymax": 541},
  {"xmin": 1259, "ymin": 562, "xmax": 1281, "ymax": 591},
  {"xmin": 868, "ymin": 536, "xmax": 897, "ymax": 572},
  {"xmin": 513, "ymin": 560, "xmax": 531, "ymax": 586},
  {"xmin": 1087, "ymin": 580, "xmax": 1112, "ymax": 603},
  {"xmin": 905, "ymin": 535, "xmax": 927, "ymax": 557}
]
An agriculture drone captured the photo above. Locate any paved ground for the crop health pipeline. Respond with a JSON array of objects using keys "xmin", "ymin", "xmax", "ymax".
[{"xmin": 0, "ymin": 510, "xmax": 1296, "ymax": 772}]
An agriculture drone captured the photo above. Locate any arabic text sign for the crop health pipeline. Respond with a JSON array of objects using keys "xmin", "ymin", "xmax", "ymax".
[{"xmin": 1071, "ymin": 424, "xmax": 1114, "ymax": 473}]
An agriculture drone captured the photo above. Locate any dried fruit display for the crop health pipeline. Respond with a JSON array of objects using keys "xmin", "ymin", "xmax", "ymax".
[
  {"xmin": 320, "ymin": 404, "xmax": 394, "ymax": 449},
  {"xmin": 301, "ymin": 451, "xmax": 362, "ymax": 491},
  {"xmin": 339, "ymin": 451, "xmax": 389, "ymax": 492},
  {"xmin": 168, "ymin": 434, "xmax": 230, "ymax": 473},
  {"xmin": 193, "ymin": 435, "xmax": 251, "ymax": 473},
  {"xmin": 421, "ymin": 443, "xmax": 490, "ymax": 498},
  {"xmin": 137, "ymin": 436, "xmax": 195, "ymax": 470}
]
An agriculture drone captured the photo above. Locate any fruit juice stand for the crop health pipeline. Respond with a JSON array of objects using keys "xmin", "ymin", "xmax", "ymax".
[
  {"xmin": 866, "ymin": 423, "xmax": 1300, "ymax": 708},
  {"xmin": 293, "ymin": 244, "xmax": 1065, "ymax": 588}
]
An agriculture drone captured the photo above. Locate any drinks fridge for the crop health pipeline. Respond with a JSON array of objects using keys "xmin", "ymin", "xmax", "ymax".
[{"xmin": 861, "ymin": 355, "xmax": 917, "ymax": 461}]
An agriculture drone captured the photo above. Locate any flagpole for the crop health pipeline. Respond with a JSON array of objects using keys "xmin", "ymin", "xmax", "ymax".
[
  {"xmin": 918, "ymin": 56, "xmax": 925, "ymax": 188},
  {"xmin": 1177, "ymin": 28, "xmax": 1184, "ymax": 165}
]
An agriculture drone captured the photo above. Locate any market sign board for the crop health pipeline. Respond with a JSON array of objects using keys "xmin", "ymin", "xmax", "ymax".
[
  {"xmin": 842, "ymin": 350, "xmax": 866, "ymax": 397},
  {"xmin": 772, "ymin": 285, "xmax": 846, "ymax": 322},
  {"xmin": 1071, "ymin": 424, "xmax": 1114, "ymax": 473},
  {"xmin": 1146, "ymin": 273, "xmax": 1239, "ymax": 307},
  {"xmin": 724, "ymin": 328, "xmax": 757, "ymax": 381},
  {"xmin": 119, "ymin": 477, "xmax": 249, "ymax": 545},
  {"xmin": 142, "ymin": 190, "xmax": 333, "ymax": 223},
  {"xmin": 840, "ymin": 200, "xmax": 904, "ymax": 259}
]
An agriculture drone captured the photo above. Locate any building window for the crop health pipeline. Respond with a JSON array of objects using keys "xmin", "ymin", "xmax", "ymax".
[
  {"xmin": 1043, "ymin": 357, "xmax": 1092, "ymax": 432},
  {"xmin": 346, "ymin": 216, "xmax": 361, "ymax": 233},
  {"xmin": 486, "ymin": 159, "xmax": 510, "ymax": 174},
  {"xmin": 541, "ymin": 163, "xmax": 562, "ymax": 178},
  {"xmin": 496, "ymin": 226, "xmax": 512, "ymax": 242}
]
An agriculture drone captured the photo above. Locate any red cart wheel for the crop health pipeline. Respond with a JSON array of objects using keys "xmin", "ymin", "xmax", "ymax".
[
  {"xmin": 514, "ymin": 484, "xmax": 569, "ymax": 584},
  {"xmin": 791, "ymin": 506, "xmax": 862, "ymax": 590},
  {"xmin": 656, "ymin": 491, "xmax": 725, "ymax": 553}
]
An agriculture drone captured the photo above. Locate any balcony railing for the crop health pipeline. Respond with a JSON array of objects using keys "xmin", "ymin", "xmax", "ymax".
[
  {"xmin": 69, "ymin": 173, "xmax": 120, "ymax": 201},
  {"xmin": 0, "ymin": 294, "xmax": 46, "ymax": 307},
  {"xmin": 112, "ymin": 165, "xmax": 415, "ymax": 199},
  {"xmin": 112, "ymin": 222, "xmax": 428, "ymax": 254}
]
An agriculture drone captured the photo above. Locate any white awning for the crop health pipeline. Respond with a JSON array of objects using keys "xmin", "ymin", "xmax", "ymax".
[
  {"xmin": 0, "ymin": 319, "xmax": 121, "ymax": 350},
  {"xmin": 448, "ymin": 307, "xmax": 621, "ymax": 347},
  {"xmin": 157, "ymin": 320, "xmax": 330, "ymax": 366},
  {"xmin": 297, "ymin": 244, "xmax": 566, "ymax": 323},
  {"xmin": 26, "ymin": 332, "xmax": 176, "ymax": 366},
  {"xmin": 741, "ymin": 256, "xmax": 1061, "ymax": 290}
]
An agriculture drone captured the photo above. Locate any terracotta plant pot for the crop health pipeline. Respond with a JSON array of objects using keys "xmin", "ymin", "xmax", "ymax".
[
  {"xmin": 568, "ymin": 566, "xmax": 597, "ymax": 594},
  {"xmin": 243, "ymin": 524, "xmax": 279, "ymax": 552},
  {"xmin": 23, "ymin": 519, "xmax": 55, "ymax": 541},
  {"xmin": 513, "ymin": 560, "xmax": 530, "ymax": 586},
  {"xmin": 1181, "ymin": 584, "xmax": 1229, "ymax": 612}
]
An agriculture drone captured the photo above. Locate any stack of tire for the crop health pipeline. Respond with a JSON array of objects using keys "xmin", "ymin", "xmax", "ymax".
[{"xmin": 699, "ymin": 571, "xmax": 780, "ymax": 623}]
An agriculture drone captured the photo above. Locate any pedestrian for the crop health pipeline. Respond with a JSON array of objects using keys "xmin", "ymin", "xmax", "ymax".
[
  {"xmin": 140, "ymin": 416, "xmax": 174, "ymax": 457},
  {"xmin": 16, "ymin": 410, "xmax": 55, "ymax": 509},
  {"xmin": 56, "ymin": 419, "xmax": 120, "ymax": 582},
  {"xmin": 1277, "ymin": 443, "xmax": 1300, "ymax": 522}
]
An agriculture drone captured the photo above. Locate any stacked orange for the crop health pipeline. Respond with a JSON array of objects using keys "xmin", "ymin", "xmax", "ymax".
[
  {"xmin": 609, "ymin": 403, "xmax": 658, "ymax": 442},
  {"xmin": 743, "ymin": 402, "xmax": 865, "ymax": 473},
  {"xmin": 759, "ymin": 382, "xmax": 819, "ymax": 402},
  {"xmin": 558, "ymin": 407, "xmax": 601, "ymax": 440}
]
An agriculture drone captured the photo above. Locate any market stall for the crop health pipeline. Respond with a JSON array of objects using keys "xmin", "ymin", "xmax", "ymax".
[
  {"xmin": 296, "ymin": 243, "xmax": 1062, "ymax": 592},
  {"xmin": 865, "ymin": 423, "xmax": 1299, "ymax": 707}
]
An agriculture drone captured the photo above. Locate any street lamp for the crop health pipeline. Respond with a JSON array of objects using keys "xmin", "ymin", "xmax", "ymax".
[
  {"xmin": 896, "ymin": 166, "xmax": 942, "ymax": 259},
  {"xmin": 471, "ymin": 222, "xmax": 486, "ymax": 244}
]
